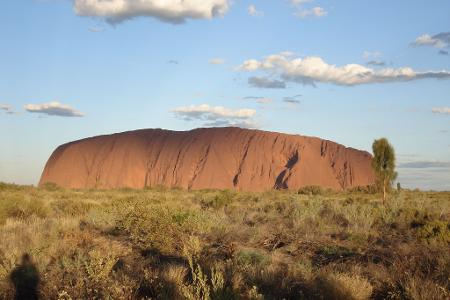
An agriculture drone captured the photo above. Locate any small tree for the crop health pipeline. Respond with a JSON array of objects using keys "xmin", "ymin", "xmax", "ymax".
[{"xmin": 371, "ymin": 138, "xmax": 397, "ymax": 203}]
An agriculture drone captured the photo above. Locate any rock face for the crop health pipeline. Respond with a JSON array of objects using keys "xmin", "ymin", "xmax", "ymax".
[{"xmin": 39, "ymin": 127, "xmax": 375, "ymax": 191}]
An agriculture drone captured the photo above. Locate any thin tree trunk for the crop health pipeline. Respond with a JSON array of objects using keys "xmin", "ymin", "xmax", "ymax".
[{"xmin": 383, "ymin": 175, "xmax": 386, "ymax": 204}]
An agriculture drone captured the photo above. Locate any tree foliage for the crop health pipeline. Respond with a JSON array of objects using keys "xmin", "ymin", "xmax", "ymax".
[{"xmin": 371, "ymin": 138, "xmax": 397, "ymax": 202}]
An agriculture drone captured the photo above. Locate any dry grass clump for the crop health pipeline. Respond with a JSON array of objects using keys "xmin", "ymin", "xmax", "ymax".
[
  {"xmin": 315, "ymin": 271, "xmax": 373, "ymax": 300},
  {"xmin": 0, "ymin": 183, "xmax": 449, "ymax": 299}
]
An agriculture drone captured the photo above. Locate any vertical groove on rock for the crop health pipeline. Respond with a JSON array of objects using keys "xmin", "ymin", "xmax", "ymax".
[
  {"xmin": 232, "ymin": 135, "xmax": 255, "ymax": 187},
  {"xmin": 188, "ymin": 144, "xmax": 211, "ymax": 190}
]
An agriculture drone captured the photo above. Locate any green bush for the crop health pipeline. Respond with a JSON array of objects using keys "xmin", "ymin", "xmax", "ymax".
[
  {"xmin": 417, "ymin": 220, "xmax": 450, "ymax": 244},
  {"xmin": 236, "ymin": 249, "xmax": 270, "ymax": 268},
  {"xmin": 297, "ymin": 185, "xmax": 324, "ymax": 195},
  {"xmin": 199, "ymin": 190, "xmax": 235, "ymax": 209},
  {"xmin": 115, "ymin": 203, "xmax": 210, "ymax": 255}
]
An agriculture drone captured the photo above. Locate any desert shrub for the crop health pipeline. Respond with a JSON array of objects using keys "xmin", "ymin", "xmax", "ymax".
[
  {"xmin": 314, "ymin": 245, "xmax": 356, "ymax": 266},
  {"xmin": 0, "ymin": 182, "xmax": 29, "ymax": 192},
  {"xmin": 116, "ymin": 203, "xmax": 210, "ymax": 255},
  {"xmin": 417, "ymin": 220, "xmax": 450, "ymax": 244},
  {"xmin": 0, "ymin": 195, "xmax": 49, "ymax": 224},
  {"xmin": 297, "ymin": 185, "xmax": 324, "ymax": 195},
  {"xmin": 347, "ymin": 184, "xmax": 378, "ymax": 194},
  {"xmin": 182, "ymin": 256, "xmax": 211, "ymax": 300},
  {"xmin": 404, "ymin": 276, "xmax": 449, "ymax": 300},
  {"xmin": 236, "ymin": 249, "xmax": 270, "ymax": 269},
  {"xmin": 199, "ymin": 190, "xmax": 235, "ymax": 209},
  {"xmin": 84, "ymin": 248, "xmax": 118, "ymax": 283},
  {"xmin": 40, "ymin": 182, "xmax": 62, "ymax": 191},
  {"xmin": 181, "ymin": 237, "xmax": 228, "ymax": 300},
  {"xmin": 51, "ymin": 198, "xmax": 96, "ymax": 217}
]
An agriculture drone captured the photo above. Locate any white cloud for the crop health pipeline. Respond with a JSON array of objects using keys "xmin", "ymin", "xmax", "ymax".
[
  {"xmin": 73, "ymin": 0, "xmax": 231, "ymax": 24},
  {"xmin": 413, "ymin": 32, "xmax": 450, "ymax": 49},
  {"xmin": 25, "ymin": 101, "xmax": 84, "ymax": 117},
  {"xmin": 237, "ymin": 52, "xmax": 450, "ymax": 86},
  {"xmin": 209, "ymin": 58, "xmax": 225, "ymax": 65},
  {"xmin": 173, "ymin": 104, "xmax": 258, "ymax": 128},
  {"xmin": 173, "ymin": 104, "xmax": 255, "ymax": 119},
  {"xmin": 237, "ymin": 59, "xmax": 261, "ymax": 71},
  {"xmin": 432, "ymin": 107, "xmax": 450, "ymax": 115},
  {"xmin": 247, "ymin": 4, "xmax": 263, "ymax": 17},
  {"xmin": 295, "ymin": 6, "xmax": 327, "ymax": 18}
]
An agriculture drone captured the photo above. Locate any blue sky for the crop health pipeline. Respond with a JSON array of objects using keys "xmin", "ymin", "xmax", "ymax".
[{"xmin": 0, "ymin": 0, "xmax": 449, "ymax": 190}]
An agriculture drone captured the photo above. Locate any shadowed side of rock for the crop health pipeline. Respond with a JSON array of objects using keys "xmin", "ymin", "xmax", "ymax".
[{"xmin": 39, "ymin": 127, "xmax": 375, "ymax": 191}]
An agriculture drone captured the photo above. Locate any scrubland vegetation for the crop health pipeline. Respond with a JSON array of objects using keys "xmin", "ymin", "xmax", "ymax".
[{"xmin": 0, "ymin": 182, "xmax": 449, "ymax": 299}]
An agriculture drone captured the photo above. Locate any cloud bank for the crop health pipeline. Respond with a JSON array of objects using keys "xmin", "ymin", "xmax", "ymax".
[
  {"xmin": 173, "ymin": 104, "xmax": 258, "ymax": 128},
  {"xmin": 398, "ymin": 167, "xmax": 450, "ymax": 191},
  {"xmin": 397, "ymin": 159, "xmax": 450, "ymax": 190},
  {"xmin": 398, "ymin": 161, "xmax": 450, "ymax": 169},
  {"xmin": 73, "ymin": 0, "xmax": 231, "ymax": 24},
  {"xmin": 238, "ymin": 52, "xmax": 450, "ymax": 86},
  {"xmin": 25, "ymin": 102, "xmax": 84, "ymax": 117}
]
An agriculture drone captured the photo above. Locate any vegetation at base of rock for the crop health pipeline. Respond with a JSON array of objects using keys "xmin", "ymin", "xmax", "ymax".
[{"xmin": 0, "ymin": 183, "xmax": 449, "ymax": 299}]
